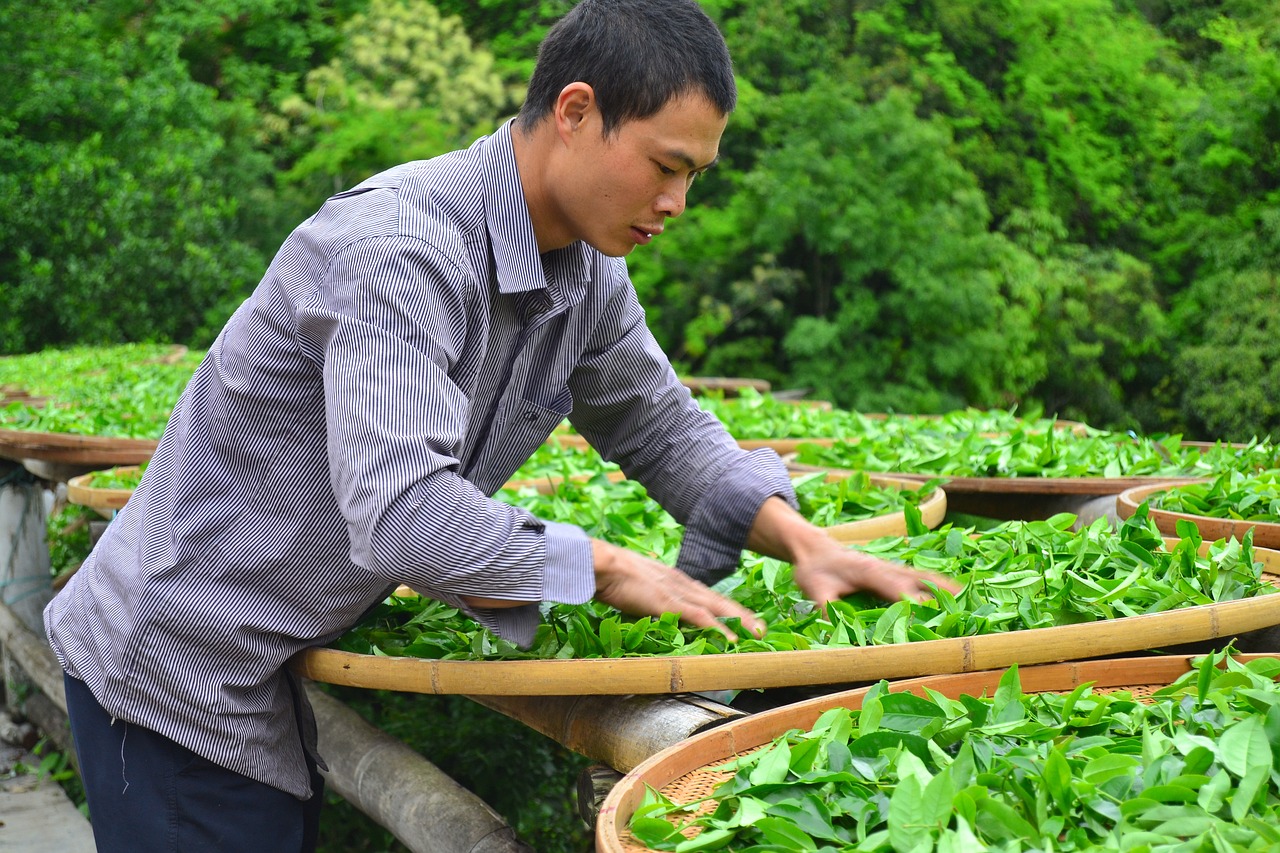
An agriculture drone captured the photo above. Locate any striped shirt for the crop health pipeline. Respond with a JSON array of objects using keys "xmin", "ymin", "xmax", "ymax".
[{"xmin": 43, "ymin": 120, "xmax": 795, "ymax": 798}]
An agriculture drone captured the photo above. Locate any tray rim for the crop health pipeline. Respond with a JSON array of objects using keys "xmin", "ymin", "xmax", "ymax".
[
  {"xmin": 66, "ymin": 465, "xmax": 145, "ymax": 510},
  {"xmin": 0, "ymin": 427, "xmax": 157, "ymax": 465},
  {"xmin": 1117, "ymin": 480, "xmax": 1280, "ymax": 548}
]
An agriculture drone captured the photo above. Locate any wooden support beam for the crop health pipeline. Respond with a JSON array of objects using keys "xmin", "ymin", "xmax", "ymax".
[{"xmin": 0, "ymin": 593, "xmax": 66, "ymax": 714}]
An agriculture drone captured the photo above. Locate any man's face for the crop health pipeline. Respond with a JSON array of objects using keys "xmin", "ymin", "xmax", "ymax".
[{"xmin": 553, "ymin": 92, "xmax": 727, "ymax": 257}]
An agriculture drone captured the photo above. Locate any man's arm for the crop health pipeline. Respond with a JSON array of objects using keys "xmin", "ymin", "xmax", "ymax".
[{"xmin": 745, "ymin": 496, "xmax": 961, "ymax": 609}]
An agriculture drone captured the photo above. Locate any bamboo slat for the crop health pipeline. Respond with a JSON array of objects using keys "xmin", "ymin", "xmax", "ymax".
[
  {"xmin": 595, "ymin": 653, "xmax": 1280, "ymax": 852},
  {"xmin": 0, "ymin": 429, "xmax": 156, "ymax": 466},
  {"xmin": 1118, "ymin": 481, "xmax": 1280, "ymax": 549},
  {"xmin": 678, "ymin": 377, "xmax": 771, "ymax": 396}
]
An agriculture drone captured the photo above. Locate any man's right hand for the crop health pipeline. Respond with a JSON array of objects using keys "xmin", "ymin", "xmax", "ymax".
[{"xmin": 590, "ymin": 539, "xmax": 765, "ymax": 642}]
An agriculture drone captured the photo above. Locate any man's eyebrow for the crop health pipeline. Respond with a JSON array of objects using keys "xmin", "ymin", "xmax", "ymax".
[{"xmin": 666, "ymin": 150, "xmax": 720, "ymax": 172}]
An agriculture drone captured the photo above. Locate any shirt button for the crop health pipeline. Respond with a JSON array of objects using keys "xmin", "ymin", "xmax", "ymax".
[{"xmin": 524, "ymin": 411, "xmax": 538, "ymax": 422}]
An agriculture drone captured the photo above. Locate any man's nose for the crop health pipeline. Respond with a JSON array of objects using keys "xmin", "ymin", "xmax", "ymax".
[{"xmin": 658, "ymin": 181, "xmax": 688, "ymax": 218}]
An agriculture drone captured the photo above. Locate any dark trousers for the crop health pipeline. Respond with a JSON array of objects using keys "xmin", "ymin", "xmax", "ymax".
[{"xmin": 64, "ymin": 673, "xmax": 324, "ymax": 853}]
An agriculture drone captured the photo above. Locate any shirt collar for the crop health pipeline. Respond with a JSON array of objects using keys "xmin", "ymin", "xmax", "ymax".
[{"xmin": 483, "ymin": 120, "xmax": 592, "ymax": 299}]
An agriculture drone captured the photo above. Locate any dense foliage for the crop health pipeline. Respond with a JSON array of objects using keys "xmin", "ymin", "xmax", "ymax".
[{"xmin": 3, "ymin": 0, "xmax": 1278, "ymax": 442}]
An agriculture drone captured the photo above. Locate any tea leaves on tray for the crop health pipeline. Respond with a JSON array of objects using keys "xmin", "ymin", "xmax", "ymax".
[
  {"xmin": 794, "ymin": 429, "xmax": 1279, "ymax": 479},
  {"xmin": 630, "ymin": 651, "xmax": 1280, "ymax": 851},
  {"xmin": 333, "ymin": 478, "xmax": 1272, "ymax": 661},
  {"xmin": 1150, "ymin": 470, "xmax": 1280, "ymax": 523}
]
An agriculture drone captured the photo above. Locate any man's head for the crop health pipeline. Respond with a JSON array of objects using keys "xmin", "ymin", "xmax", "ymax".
[
  {"xmin": 512, "ymin": 0, "xmax": 736, "ymax": 257},
  {"xmin": 515, "ymin": 0, "xmax": 736, "ymax": 136}
]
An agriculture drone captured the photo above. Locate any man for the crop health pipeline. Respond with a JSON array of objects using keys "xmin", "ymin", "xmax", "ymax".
[{"xmin": 45, "ymin": 1, "xmax": 954, "ymax": 850}]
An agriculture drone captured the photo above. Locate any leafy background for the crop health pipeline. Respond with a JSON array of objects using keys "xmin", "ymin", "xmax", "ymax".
[{"xmin": 3, "ymin": 0, "xmax": 1278, "ymax": 442}]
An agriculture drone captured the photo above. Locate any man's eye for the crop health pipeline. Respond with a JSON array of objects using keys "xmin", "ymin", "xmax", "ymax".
[{"xmin": 656, "ymin": 162, "xmax": 676, "ymax": 176}]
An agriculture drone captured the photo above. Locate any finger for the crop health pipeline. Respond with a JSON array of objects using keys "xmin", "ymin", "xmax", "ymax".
[{"xmin": 670, "ymin": 586, "xmax": 766, "ymax": 640}]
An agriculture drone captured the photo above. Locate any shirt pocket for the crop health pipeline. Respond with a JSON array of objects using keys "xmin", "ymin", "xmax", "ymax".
[
  {"xmin": 511, "ymin": 386, "xmax": 573, "ymax": 446},
  {"xmin": 467, "ymin": 391, "xmax": 575, "ymax": 494}
]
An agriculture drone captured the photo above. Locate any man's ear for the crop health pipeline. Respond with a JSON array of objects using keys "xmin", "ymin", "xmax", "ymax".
[{"xmin": 553, "ymin": 82, "xmax": 596, "ymax": 142}]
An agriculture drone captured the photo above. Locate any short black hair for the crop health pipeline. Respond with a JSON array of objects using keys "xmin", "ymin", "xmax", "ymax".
[{"xmin": 515, "ymin": 0, "xmax": 736, "ymax": 135}]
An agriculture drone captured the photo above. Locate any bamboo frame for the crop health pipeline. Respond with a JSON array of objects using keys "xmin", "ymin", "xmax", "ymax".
[{"xmin": 66, "ymin": 466, "xmax": 143, "ymax": 511}]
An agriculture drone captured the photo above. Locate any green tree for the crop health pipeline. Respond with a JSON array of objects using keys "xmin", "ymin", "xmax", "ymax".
[
  {"xmin": 0, "ymin": 2, "xmax": 275, "ymax": 352},
  {"xmin": 275, "ymin": 0, "xmax": 511, "ymax": 198},
  {"xmin": 431, "ymin": 0, "xmax": 571, "ymax": 86},
  {"xmin": 1174, "ymin": 269, "xmax": 1280, "ymax": 441},
  {"xmin": 1003, "ymin": 209, "xmax": 1172, "ymax": 430}
]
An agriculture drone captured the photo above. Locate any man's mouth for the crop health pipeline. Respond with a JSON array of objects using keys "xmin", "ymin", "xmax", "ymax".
[{"xmin": 632, "ymin": 225, "xmax": 663, "ymax": 244}]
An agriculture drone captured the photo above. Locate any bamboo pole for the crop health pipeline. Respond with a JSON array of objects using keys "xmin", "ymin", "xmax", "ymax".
[
  {"xmin": 467, "ymin": 692, "xmax": 744, "ymax": 773},
  {"xmin": 305, "ymin": 684, "xmax": 533, "ymax": 853}
]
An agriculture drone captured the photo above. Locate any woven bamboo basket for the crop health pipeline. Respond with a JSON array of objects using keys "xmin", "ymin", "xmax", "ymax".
[
  {"xmin": 66, "ymin": 465, "xmax": 144, "ymax": 511},
  {"xmin": 595, "ymin": 653, "xmax": 1280, "ymax": 852},
  {"xmin": 289, "ymin": 542, "xmax": 1280, "ymax": 696},
  {"xmin": 785, "ymin": 439, "xmax": 1265, "ymax": 500},
  {"xmin": 1117, "ymin": 481, "xmax": 1280, "ymax": 549},
  {"xmin": 788, "ymin": 450, "xmax": 1194, "ymax": 497},
  {"xmin": 545, "ymin": 433, "xmax": 831, "ymax": 456},
  {"xmin": 545, "ymin": 407, "xmax": 1080, "ymax": 457}
]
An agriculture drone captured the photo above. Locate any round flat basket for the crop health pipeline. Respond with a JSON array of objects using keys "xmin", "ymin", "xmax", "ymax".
[
  {"xmin": 809, "ymin": 471, "xmax": 945, "ymax": 542},
  {"xmin": 1117, "ymin": 481, "xmax": 1280, "ymax": 549},
  {"xmin": 595, "ymin": 653, "xmax": 1280, "ymax": 852},
  {"xmin": 502, "ymin": 469, "xmax": 945, "ymax": 543},
  {"xmin": 66, "ymin": 466, "xmax": 144, "ymax": 511},
  {"xmin": 544, "ymin": 433, "xmax": 835, "ymax": 456},
  {"xmin": 289, "ymin": 543, "xmax": 1280, "ymax": 696},
  {"xmin": 0, "ymin": 428, "xmax": 157, "ymax": 466},
  {"xmin": 788, "ymin": 448, "xmax": 1193, "ymax": 497}
]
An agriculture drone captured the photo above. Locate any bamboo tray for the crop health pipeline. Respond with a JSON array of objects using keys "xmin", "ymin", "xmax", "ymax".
[
  {"xmin": 65, "ymin": 465, "xmax": 144, "ymax": 511},
  {"xmin": 543, "ymin": 432, "xmax": 830, "ymax": 455},
  {"xmin": 816, "ymin": 472, "xmax": 945, "ymax": 543},
  {"xmin": 503, "ymin": 469, "xmax": 945, "ymax": 544},
  {"xmin": 595, "ymin": 653, "xmax": 1280, "ymax": 852},
  {"xmin": 0, "ymin": 428, "xmax": 157, "ymax": 466},
  {"xmin": 1117, "ymin": 481, "xmax": 1280, "ymax": 549},
  {"xmin": 289, "ymin": 543, "xmax": 1280, "ymax": 696},
  {"xmin": 547, "ymin": 417, "xmax": 1086, "ymax": 458},
  {"xmin": 786, "ymin": 438, "xmax": 1266, "ymax": 498},
  {"xmin": 788, "ymin": 447, "xmax": 1201, "ymax": 496}
]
